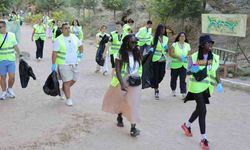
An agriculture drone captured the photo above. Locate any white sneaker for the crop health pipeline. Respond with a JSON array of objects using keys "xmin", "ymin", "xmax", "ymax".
[
  {"xmin": 0, "ymin": 92, "xmax": 7, "ymax": 100},
  {"xmin": 7, "ymin": 89, "xmax": 15, "ymax": 98},
  {"xmin": 182, "ymin": 93, "xmax": 186, "ymax": 99},
  {"xmin": 172, "ymin": 91, "xmax": 176, "ymax": 97},
  {"xmin": 65, "ymin": 99, "xmax": 73, "ymax": 106},
  {"xmin": 60, "ymin": 88, "xmax": 65, "ymax": 100}
]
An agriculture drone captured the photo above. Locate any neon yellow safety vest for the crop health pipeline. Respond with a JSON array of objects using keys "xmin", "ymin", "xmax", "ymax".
[
  {"xmin": 152, "ymin": 36, "xmax": 169, "ymax": 62},
  {"xmin": 170, "ymin": 42, "xmax": 191, "ymax": 69},
  {"xmin": 137, "ymin": 27, "xmax": 152, "ymax": 46},
  {"xmin": 110, "ymin": 31, "xmax": 127, "ymax": 56},
  {"xmin": 111, "ymin": 63, "xmax": 143, "ymax": 87},
  {"xmin": 52, "ymin": 25, "xmax": 58, "ymax": 42},
  {"xmin": 188, "ymin": 52, "xmax": 220, "ymax": 95},
  {"xmin": 33, "ymin": 24, "xmax": 46, "ymax": 41},
  {"xmin": 0, "ymin": 32, "xmax": 16, "ymax": 61},
  {"xmin": 55, "ymin": 34, "xmax": 79, "ymax": 64},
  {"xmin": 123, "ymin": 24, "xmax": 131, "ymax": 34},
  {"xmin": 70, "ymin": 26, "xmax": 84, "ymax": 41}
]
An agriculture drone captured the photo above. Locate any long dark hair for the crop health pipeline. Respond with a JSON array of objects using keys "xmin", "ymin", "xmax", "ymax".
[
  {"xmin": 197, "ymin": 45, "xmax": 213, "ymax": 61},
  {"xmin": 119, "ymin": 34, "xmax": 141, "ymax": 68},
  {"xmin": 174, "ymin": 32, "xmax": 189, "ymax": 43},
  {"xmin": 153, "ymin": 24, "xmax": 167, "ymax": 49},
  {"xmin": 72, "ymin": 19, "xmax": 80, "ymax": 26}
]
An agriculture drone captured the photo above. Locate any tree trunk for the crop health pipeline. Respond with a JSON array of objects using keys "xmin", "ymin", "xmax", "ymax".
[
  {"xmin": 114, "ymin": 10, "xmax": 116, "ymax": 21},
  {"xmin": 203, "ymin": 0, "xmax": 207, "ymax": 11}
]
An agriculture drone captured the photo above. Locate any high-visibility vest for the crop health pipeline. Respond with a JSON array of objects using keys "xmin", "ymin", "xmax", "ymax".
[
  {"xmin": 110, "ymin": 31, "xmax": 127, "ymax": 55},
  {"xmin": 152, "ymin": 36, "xmax": 169, "ymax": 62},
  {"xmin": 188, "ymin": 52, "xmax": 220, "ymax": 95},
  {"xmin": 0, "ymin": 32, "xmax": 16, "ymax": 61},
  {"xmin": 170, "ymin": 42, "xmax": 191, "ymax": 69},
  {"xmin": 137, "ymin": 27, "xmax": 152, "ymax": 46},
  {"xmin": 70, "ymin": 26, "xmax": 84, "ymax": 41},
  {"xmin": 111, "ymin": 62, "xmax": 143, "ymax": 87},
  {"xmin": 123, "ymin": 24, "xmax": 131, "ymax": 34},
  {"xmin": 55, "ymin": 34, "xmax": 79, "ymax": 64},
  {"xmin": 33, "ymin": 24, "xmax": 46, "ymax": 41}
]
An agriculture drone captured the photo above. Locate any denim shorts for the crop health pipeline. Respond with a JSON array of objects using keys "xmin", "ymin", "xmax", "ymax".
[{"xmin": 0, "ymin": 60, "xmax": 16, "ymax": 75}]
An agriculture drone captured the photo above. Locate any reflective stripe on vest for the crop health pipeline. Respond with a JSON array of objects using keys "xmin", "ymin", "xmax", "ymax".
[
  {"xmin": 0, "ymin": 32, "xmax": 16, "ymax": 61},
  {"xmin": 111, "ymin": 63, "xmax": 142, "ymax": 87},
  {"xmin": 170, "ymin": 42, "xmax": 190, "ymax": 69},
  {"xmin": 152, "ymin": 36, "xmax": 169, "ymax": 62},
  {"xmin": 34, "ymin": 24, "xmax": 46, "ymax": 41},
  {"xmin": 188, "ymin": 52, "xmax": 220, "ymax": 94},
  {"xmin": 110, "ymin": 31, "xmax": 126, "ymax": 55},
  {"xmin": 55, "ymin": 34, "xmax": 78, "ymax": 64},
  {"xmin": 137, "ymin": 27, "xmax": 152, "ymax": 46}
]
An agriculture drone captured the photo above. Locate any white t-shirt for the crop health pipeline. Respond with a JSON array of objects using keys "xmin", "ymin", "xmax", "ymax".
[
  {"xmin": 128, "ymin": 52, "xmax": 139, "ymax": 75},
  {"xmin": 53, "ymin": 35, "xmax": 82, "ymax": 65}
]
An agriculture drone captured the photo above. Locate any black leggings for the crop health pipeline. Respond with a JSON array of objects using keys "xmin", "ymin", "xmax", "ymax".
[
  {"xmin": 188, "ymin": 93, "xmax": 207, "ymax": 134},
  {"xmin": 110, "ymin": 54, "xmax": 115, "ymax": 68},
  {"xmin": 35, "ymin": 38, "xmax": 44, "ymax": 59},
  {"xmin": 170, "ymin": 66, "xmax": 187, "ymax": 93}
]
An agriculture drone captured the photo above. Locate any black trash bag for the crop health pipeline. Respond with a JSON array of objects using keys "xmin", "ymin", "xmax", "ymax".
[
  {"xmin": 19, "ymin": 59, "xmax": 36, "ymax": 88},
  {"xmin": 43, "ymin": 71, "xmax": 60, "ymax": 96},
  {"xmin": 142, "ymin": 53, "xmax": 154, "ymax": 89},
  {"xmin": 95, "ymin": 34, "xmax": 109, "ymax": 66}
]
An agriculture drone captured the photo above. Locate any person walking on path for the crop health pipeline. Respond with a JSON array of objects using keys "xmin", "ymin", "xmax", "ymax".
[
  {"xmin": 31, "ymin": 18, "xmax": 46, "ymax": 61},
  {"xmin": 136, "ymin": 20, "xmax": 153, "ymax": 56},
  {"xmin": 95, "ymin": 25, "xmax": 110, "ymax": 75},
  {"xmin": 169, "ymin": 32, "xmax": 191, "ymax": 98},
  {"xmin": 123, "ymin": 18, "xmax": 134, "ymax": 34},
  {"xmin": 109, "ymin": 21, "xmax": 127, "ymax": 76},
  {"xmin": 181, "ymin": 35, "xmax": 223, "ymax": 150},
  {"xmin": 70, "ymin": 19, "xmax": 84, "ymax": 42},
  {"xmin": 51, "ymin": 23, "xmax": 84, "ymax": 106},
  {"xmin": 0, "ymin": 21, "xmax": 20, "ymax": 100},
  {"xmin": 150, "ymin": 24, "xmax": 169, "ymax": 100},
  {"xmin": 102, "ymin": 34, "xmax": 142, "ymax": 137}
]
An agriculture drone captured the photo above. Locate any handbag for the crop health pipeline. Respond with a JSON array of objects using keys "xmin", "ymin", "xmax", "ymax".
[
  {"xmin": 0, "ymin": 32, "xmax": 8, "ymax": 50},
  {"xmin": 192, "ymin": 60, "xmax": 208, "ymax": 82},
  {"xmin": 128, "ymin": 76, "xmax": 141, "ymax": 86}
]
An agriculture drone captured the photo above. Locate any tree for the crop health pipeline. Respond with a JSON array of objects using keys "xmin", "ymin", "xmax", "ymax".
[
  {"xmin": 35, "ymin": 0, "xmax": 65, "ymax": 13},
  {"xmin": 0, "ymin": 0, "xmax": 15, "ymax": 14},
  {"xmin": 102, "ymin": 0, "xmax": 129, "ymax": 20},
  {"xmin": 84, "ymin": 0, "xmax": 98, "ymax": 14}
]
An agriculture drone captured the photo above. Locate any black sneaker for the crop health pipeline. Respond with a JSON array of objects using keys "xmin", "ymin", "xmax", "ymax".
[
  {"xmin": 130, "ymin": 127, "xmax": 140, "ymax": 137},
  {"xmin": 117, "ymin": 114, "xmax": 124, "ymax": 127}
]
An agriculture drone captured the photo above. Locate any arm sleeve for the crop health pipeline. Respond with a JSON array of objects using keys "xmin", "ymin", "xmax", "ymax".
[{"xmin": 53, "ymin": 39, "xmax": 60, "ymax": 52}]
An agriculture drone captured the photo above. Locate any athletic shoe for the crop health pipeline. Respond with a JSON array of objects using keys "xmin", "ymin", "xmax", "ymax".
[
  {"xmin": 65, "ymin": 99, "xmax": 73, "ymax": 106},
  {"xmin": 130, "ymin": 127, "xmax": 140, "ymax": 137},
  {"xmin": 200, "ymin": 139, "xmax": 210, "ymax": 150},
  {"xmin": 172, "ymin": 91, "xmax": 176, "ymax": 97},
  {"xmin": 155, "ymin": 90, "xmax": 159, "ymax": 100},
  {"xmin": 103, "ymin": 71, "xmax": 108, "ymax": 76},
  {"xmin": 181, "ymin": 123, "xmax": 193, "ymax": 137},
  {"xmin": 0, "ymin": 92, "xmax": 7, "ymax": 100},
  {"xmin": 7, "ymin": 89, "xmax": 15, "ymax": 98},
  {"xmin": 117, "ymin": 114, "xmax": 124, "ymax": 127},
  {"xmin": 182, "ymin": 93, "xmax": 186, "ymax": 99}
]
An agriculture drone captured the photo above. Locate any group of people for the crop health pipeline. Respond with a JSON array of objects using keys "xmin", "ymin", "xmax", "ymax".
[
  {"xmin": 0, "ymin": 12, "xmax": 225, "ymax": 150},
  {"xmin": 97, "ymin": 18, "xmax": 224, "ymax": 150}
]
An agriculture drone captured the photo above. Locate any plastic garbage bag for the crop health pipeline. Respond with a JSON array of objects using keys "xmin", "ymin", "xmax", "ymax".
[
  {"xmin": 19, "ymin": 59, "xmax": 36, "ymax": 88},
  {"xmin": 142, "ymin": 53, "xmax": 154, "ymax": 89},
  {"xmin": 43, "ymin": 71, "xmax": 60, "ymax": 96},
  {"xmin": 95, "ymin": 34, "xmax": 109, "ymax": 66}
]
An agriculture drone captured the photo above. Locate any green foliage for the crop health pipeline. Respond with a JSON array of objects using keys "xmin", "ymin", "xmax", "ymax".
[
  {"xmin": 146, "ymin": 0, "xmax": 204, "ymax": 23},
  {"xmin": 0, "ymin": 0, "xmax": 15, "ymax": 13},
  {"xmin": 24, "ymin": 13, "xmax": 43, "ymax": 24},
  {"xmin": 35, "ymin": 0, "xmax": 65, "ymax": 12}
]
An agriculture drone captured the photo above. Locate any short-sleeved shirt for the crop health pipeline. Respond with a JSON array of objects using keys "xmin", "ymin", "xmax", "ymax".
[{"xmin": 53, "ymin": 35, "xmax": 82, "ymax": 65}]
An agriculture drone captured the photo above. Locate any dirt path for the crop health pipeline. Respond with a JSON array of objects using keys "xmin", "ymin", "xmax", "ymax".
[{"xmin": 0, "ymin": 24, "xmax": 249, "ymax": 150}]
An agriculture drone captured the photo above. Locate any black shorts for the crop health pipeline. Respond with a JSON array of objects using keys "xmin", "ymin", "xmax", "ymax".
[{"xmin": 110, "ymin": 54, "xmax": 115, "ymax": 68}]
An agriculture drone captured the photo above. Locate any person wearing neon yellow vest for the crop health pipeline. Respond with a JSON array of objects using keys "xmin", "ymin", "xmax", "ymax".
[
  {"xmin": 95, "ymin": 25, "xmax": 110, "ymax": 75},
  {"xmin": 181, "ymin": 35, "xmax": 223, "ymax": 150},
  {"xmin": 136, "ymin": 20, "xmax": 153, "ymax": 55},
  {"xmin": 52, "ymin": 23, "xmax": 84, "ymax": 106},
  {"xmin": 169, "ymin": 32, "xmax": 191, "ymax": 98},
  {"xmin": 70, "ymin": 19, "xmax": 84, "ymax": 41},
  {"xmin": 123, "ymin": 18, "xmax": 134, "ymax": 34},
  {"xmin": 103, "ymin": 34, "xmax": 142, "ymax": 137},
  {"xmin": 109, "ymin": 21, "xmax": 127, "ymax": 76},
  {"xmin": 150, "ymin": 24, "xmax": 169, "ymax": 100},
  {"xmin": 31, "ymin": 19, "xmax": 46, "ymax": 61},
  {"xmin": 0, "ymin": 21, "xmax": 20, "ymax": 100}
]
